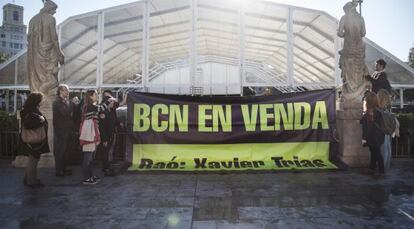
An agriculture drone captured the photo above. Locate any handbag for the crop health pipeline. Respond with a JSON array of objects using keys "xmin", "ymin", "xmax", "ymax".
[
  {"xmin": 375, "ymin": 109, "xmax": 397, "ymax": 135},
  {"xmin": 21, "ymin": 114, "xmax": 46, "ymax": 144}
]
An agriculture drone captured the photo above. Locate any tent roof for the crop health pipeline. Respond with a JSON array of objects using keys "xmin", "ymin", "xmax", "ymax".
[{"xmin": 1, "ymin": 0, "xmax": 413, "ymax": 91}]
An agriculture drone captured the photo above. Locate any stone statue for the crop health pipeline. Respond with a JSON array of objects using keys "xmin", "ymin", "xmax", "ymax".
[
  {"xmin": 337, "ymin": 1, "xmax": 369, "ymax": 103},
  {"xmin": 27, "ymin": 0, "xmax": 64, "ymax": 103}
]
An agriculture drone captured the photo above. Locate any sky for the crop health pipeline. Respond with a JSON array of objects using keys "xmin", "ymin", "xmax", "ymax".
[{"xmin": 1, "ymin": 0, "xmax": 413, "ymax": 62}]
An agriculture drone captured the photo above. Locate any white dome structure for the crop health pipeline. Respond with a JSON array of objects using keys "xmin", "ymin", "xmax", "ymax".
[{"xmin": 1, "ymin": 0, "xmax": 413, "ymax": 96}]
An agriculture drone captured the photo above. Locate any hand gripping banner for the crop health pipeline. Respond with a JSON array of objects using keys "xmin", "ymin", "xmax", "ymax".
[{"xmin": 127, "ymin": 89, "xmax": 337, "ymax": 171}]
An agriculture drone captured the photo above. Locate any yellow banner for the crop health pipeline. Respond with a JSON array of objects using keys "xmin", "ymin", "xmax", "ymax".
[{"xmin": 130, "ymin": 142, "xmax": 336, "ymax": 171}]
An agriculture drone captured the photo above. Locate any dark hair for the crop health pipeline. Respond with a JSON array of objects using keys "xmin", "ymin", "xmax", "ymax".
[
  {"xmin": 56, "ymin": 84, "xmax": 69, "ymax": 96},
  {"xmin": 103, "ymin": 90, "xmax": 112, "ymax": 96},
  {"xmin": 83, "ymin": 90, "xmax": 98, "ymax": 107},
  {"xmin": 23, "ymin": 92, "xmax": 43, "ymax": 112},
  {"xmin": 364, "ymin": 91, "xmax": 378, "ymax": 121},
  {"xmin": 376, "ymin": 59, "xmax": 387, "ymax": 68}
]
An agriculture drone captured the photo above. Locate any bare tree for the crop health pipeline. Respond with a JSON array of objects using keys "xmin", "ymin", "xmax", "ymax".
[{"xmin": 409, "ymin": 45, "xmax": 414, "ymax": 68}]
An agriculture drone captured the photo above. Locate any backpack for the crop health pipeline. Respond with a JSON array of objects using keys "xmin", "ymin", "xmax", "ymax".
[{"xmin": 376, "ymin": 109, "xmax": 397, "ymax": 135}]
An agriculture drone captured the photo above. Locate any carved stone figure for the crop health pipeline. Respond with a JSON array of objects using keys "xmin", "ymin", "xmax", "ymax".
[
  {"xmin": 337, "ymin": 1, "xmax": 369, "ymax": 103},
  {"xmin": 27, "ymin": 0, "xmax": 64, "ymax": 103}
]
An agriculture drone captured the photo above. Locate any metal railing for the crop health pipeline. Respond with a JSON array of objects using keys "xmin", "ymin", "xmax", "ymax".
[
  {"xmin": 393, "ymin": 131, "xmax": 414, "ymax": 159},
  {"xmin": 0, "ymin": 131, "xmax": 19, "ymax": 159},
  {"xmin": 1, "ymin": 129, "xmax": 412, "ymax": 161}
]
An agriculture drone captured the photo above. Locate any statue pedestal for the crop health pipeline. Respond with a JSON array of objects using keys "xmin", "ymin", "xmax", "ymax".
[
  {"xmin": 336, "ymin": 101, "xmax": 370, "ymax": 167},
  {"xmin": 38, "ymin": 104, "xmax": 55, "ymax": 168}
]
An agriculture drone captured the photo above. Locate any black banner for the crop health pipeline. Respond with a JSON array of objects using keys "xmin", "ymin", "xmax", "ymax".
[{"xmin": 127, "ymin": 89, "xmax": 336, "ymax": 144}]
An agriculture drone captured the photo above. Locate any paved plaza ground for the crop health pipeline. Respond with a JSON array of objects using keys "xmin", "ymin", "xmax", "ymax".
[{"xmin": 0, "ymin": 160, "xmax": 413, "ymax": 229}]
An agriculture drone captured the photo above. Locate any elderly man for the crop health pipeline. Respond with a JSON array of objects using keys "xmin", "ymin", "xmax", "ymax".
[{"xmin": 53, "ymin": 84, "xmax": 75, "ymax": 176}]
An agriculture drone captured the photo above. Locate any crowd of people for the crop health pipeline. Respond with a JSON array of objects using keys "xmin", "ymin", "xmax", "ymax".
[
  {"xmin": 19, "ymin": 86, "xmax": 122, "ymax": 187},
  {"xmin": 17, "ymin": 58, "xmax": 398, "ymax": 187}
]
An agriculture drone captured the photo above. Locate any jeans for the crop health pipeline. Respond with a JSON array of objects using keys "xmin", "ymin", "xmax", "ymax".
[
  {"xmin": 381, "ymin": 135, "xmax": 392, "ymax": 171},
  {"xmin": 82, "ymin": 151, "xmax": 95, "ymax": 180},
  {"xmin": 369, "ymin": 145, "xmax": 384, "ymax": 173}
]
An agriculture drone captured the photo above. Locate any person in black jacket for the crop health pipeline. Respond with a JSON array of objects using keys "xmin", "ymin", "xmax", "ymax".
[
  {"xmin": 361, "ymin": 91, "xmax": 385, "ymax": 175},
  {"xmin": 98, "ymin": 91, "xmax": 118, "ymax": 176},
  {"xmin": 18, "ymin": 92, "xmax": 50, "ymax": 188},
  {"xmin": 52, "ymin": 84, "xmax": 75, "ymax": 176},
  {"xmin": 365, "ymin": 59, "xmax": 392, "ymax": 93}
]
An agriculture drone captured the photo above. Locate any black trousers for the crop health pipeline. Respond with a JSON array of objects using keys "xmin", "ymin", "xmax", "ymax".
[
  {"xmin": 369, "ymin": 145, "xmax": 385, "ymax": 173},
  {"xmin": 98, "ymin": 137, "xmax": 114, "ymax": 170},
  {"xmin": 53, "ymin": 128, "xmax": 70, "ymax": 172}
]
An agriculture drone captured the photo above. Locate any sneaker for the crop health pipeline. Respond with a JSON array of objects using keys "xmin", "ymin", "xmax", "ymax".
[
  {"xmin": 27, "ymin": 182, "xmax": 44, "ymax": 188},
  {"xmin": 92, "ymin": 175, "xmax": 101, "ymax": 181},
  {"xmin": 55, "ymin": 170, "xmax": 65, "ymax": 177},
  {"xmin": 63, "ymin": 169, "xmax": 72, "ymax": 176},
  {"xmin": 24, "ymin": 178, "xmax": 42, "ymax": 187},
  {"xmin": 103, "ymin": 169, "xmax": 115, "ymax": 176},
  {"xmin": 82, "ymin": 178, "xmax": 97, "ymax": 185},
  {"xmin": 55, "ymin": 169, "xmax": 72, "ymax": 177}
]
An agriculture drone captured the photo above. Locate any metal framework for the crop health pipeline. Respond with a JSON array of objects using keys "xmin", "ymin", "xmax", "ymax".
[{"xmin": 1, "ymin": 0, "xmax": 414, "ymax": 99}]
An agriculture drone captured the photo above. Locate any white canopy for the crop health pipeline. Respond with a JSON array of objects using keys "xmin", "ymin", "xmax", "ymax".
[{"xmin": 1, "ymin": 0, "xmax": 413, "ymax": 95}]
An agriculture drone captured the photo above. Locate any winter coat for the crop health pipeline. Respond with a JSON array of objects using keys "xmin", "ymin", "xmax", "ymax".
[
  {"xmin": 52, "ymin": 97, "xmax": 75, "ymax": 130},
  {"xmin": 17, "ymin": 109, "xmax": 50, "ymax": 159},
  {"xmin": 361, "ymin": 109, "xmax": 385, "ymax": 147},
  {"xmin": 98, "ymin": 107, "xmax": 118, "ymax": 143},
  {"xmin": 366, "ymin": 71, "xmax": 392, "ymax": 93}
]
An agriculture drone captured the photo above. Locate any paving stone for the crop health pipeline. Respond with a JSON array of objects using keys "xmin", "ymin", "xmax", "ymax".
[{"xmin": 0, "ymin": 161, "xmax": 413, "ymax": 228}]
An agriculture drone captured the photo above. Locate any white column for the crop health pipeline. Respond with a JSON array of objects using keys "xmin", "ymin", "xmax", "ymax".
[
  {"xmin": 5, "ymin": 89, "xmax": 9, "ymax": 113},
  {"xmin": 239, "ymin": 0, "xmax": 245, "ymax": 96},
  {"xmin": 189, "ymin": 0, "xmax": 198, "ymax": 95},
  {"xmin": 209, "ymin": 62, "xmax": 213, "ymax": 95},
  {"xmin": 286, "ymin": 7, "xmax": 294, "ymax": 88},
  {"xmin": 14, "ymin": 59, "xmax": 18, "ymax": 112},
  {"xmin": 400, "ymin": 88, "xmax": 404, "ymax": 109},
  {"xmin": 96, "ymin": 12, "xmax": 105, "ymax": 89},
  {"xmin": 142, "ymin": 0, "xmax": 150, "ymax": 91}
]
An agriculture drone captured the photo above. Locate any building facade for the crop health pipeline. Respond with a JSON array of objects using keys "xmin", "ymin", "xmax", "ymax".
[{"xmin": 0, "ymin": 3, "xmax": 26, "ymax": 59}]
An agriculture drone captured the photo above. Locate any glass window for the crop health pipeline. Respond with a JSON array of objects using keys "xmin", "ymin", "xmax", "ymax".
[
  {"xmin": 0, "ymin": 34, "xmax": 5, "ymax": 38},
  {"xmin": 103, "ymin": 4, "xmax": 144, "ymax": 85},
  {"xmin": 0, "ymin": 59, "xmax": 15, "ymax": 86},
  {"xmin": 1, "ymin": 41, "xmax": 5, "ymax": 47},
  {"xmin": 17, "ymin": 53, "xmax": 27, "ymax": 85},
  {"xmin": 13, "ymin": 11, "xmax": 19, "ymax": 21},
  {"xmin": 60, "ymin": 15, "xmax": 98, "ymax": 86}
]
